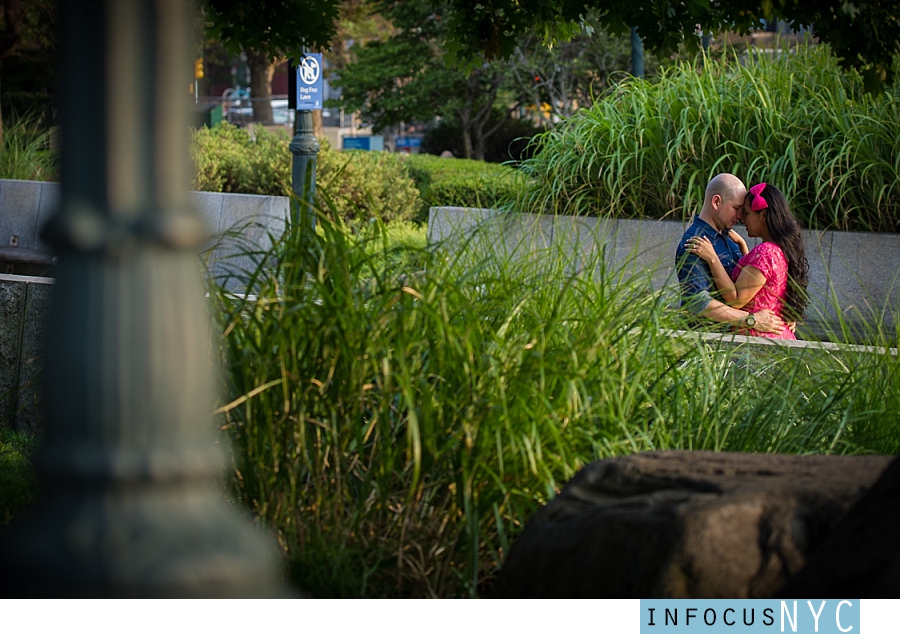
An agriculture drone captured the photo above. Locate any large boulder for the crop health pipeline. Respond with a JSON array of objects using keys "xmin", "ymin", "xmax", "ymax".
[
  {"xmin": 491, "ymin": 451, "xmax": 895, "ymax": 598},
  {"xmin": 777, "ymin": 455, "xmax": 900, "ymax": 597}
]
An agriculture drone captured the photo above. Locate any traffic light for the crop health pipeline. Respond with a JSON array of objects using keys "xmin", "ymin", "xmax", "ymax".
[{"xmin": 195, "ymin": 58, "xmax": 204, "ymax": 80}]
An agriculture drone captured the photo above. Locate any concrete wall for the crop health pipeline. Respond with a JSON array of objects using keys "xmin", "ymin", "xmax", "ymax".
[
  {"xmin": 0, "ymin": 180, "xmax": 59, "ymax": 254},
  {"xmin": 0, "ymin": 179, "xmax": 290, "ymax": 430},
  {"xmin": 191, "ymin": 189, "xmax": 290, "ymax": 290},
  {"xmin": 0, "ymin": 179, "xmax": 290, "ymax": 287},
  {"xmin": 428, "ymin": 206, "xmax": 900, "ymax": 337}
]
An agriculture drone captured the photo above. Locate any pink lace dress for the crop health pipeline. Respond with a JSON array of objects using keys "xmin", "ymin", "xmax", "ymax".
[{"xmin": 730, "ymin": 241, "xmax": 795, "ymax": 340}]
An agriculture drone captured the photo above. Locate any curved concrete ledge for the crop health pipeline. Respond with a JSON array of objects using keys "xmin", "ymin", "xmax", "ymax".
[{"xmin": 663, "ymin": 328, "xmax": 897, "ymax": 360}]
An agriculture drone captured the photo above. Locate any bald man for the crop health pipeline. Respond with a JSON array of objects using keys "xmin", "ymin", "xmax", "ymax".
[{"xmin": 675, "ymin": 173, "xmax": 785, "ymax": 333}]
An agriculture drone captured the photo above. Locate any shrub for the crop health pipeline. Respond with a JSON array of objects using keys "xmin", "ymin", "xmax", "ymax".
[
  {"xmin": 316, "ymin": 141, "xmax": 421, "ymax": 225},
  {"xmin": 518, "ymin": 45, "xmax": 900, "ymax": 232},
  {"xmin": 403, "ymin": 154, "xmax": 524, "ymax": 221},
  {"xmin": 191, "ymin": 122, "xmax": 290, "ymax": 196},
  {"xmin": 191, "ymin": 124, "xmax": 421, "ymax": 224},
  {"xmin": 0, "ymin": 429, "xmax": 39, "ymax": 528}
]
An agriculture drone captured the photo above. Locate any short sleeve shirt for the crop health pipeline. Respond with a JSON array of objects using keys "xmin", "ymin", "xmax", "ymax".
[
  {"xmin": 675, "ymin": 216, "xmax": 743, "ymax": 314},
  {"xmin": 731, "ymin": 241, "xmax": 794, "ymax": 339}
]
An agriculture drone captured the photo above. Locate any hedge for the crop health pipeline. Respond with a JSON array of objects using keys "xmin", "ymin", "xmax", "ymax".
[
  {"xmin": 402, "ymin": 154, "xmax": 524, "ymax": 222},
  {"xmin": 191, "ymin": 124, "xmax": 420, "ymax": 224}
]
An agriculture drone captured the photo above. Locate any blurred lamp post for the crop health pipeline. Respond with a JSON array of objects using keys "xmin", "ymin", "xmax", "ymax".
[{"xmin": 0, "ymin": 0, "xmax": 285, "ymax": 597}]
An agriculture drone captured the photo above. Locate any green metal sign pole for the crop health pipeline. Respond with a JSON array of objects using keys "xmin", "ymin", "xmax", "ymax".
[
  {"xmin": 289, "ymin": 53, "xmax": 319, "ymax": 233},
  {"xmin": 290, "ymin": 109, "xmax": 319, "ymax": 230},
  {"xmin": 0, "ymin": 0, "xmax": 285, "ymax": 597}
]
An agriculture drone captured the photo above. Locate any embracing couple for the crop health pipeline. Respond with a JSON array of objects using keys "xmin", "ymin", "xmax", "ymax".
[{"xmin": 675, "ymin": 173, "xmax": 810, "ymax": 339}]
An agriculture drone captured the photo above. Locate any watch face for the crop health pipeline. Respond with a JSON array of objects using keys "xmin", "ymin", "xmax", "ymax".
[{"xmin": 746, "ymin": 314, "xmax": 756, "ymax": 327}]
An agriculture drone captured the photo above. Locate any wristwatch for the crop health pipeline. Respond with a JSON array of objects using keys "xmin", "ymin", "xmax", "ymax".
[{"xmin": 743, "ymin": 313, "xmax": 757, "ymax": 328}]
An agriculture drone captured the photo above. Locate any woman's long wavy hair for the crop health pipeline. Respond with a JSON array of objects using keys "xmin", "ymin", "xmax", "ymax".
[{"xmin": 746, "ymin": 184, "xmax": 809, "ymax": 321}]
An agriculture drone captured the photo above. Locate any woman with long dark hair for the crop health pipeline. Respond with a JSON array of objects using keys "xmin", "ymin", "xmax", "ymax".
[{"xmin": 686, "ymin": 182, "xmax": 809, "ymax": 339}]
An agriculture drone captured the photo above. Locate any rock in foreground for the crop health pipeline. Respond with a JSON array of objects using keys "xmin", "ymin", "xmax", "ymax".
[{"xmin": 492, "ymin": 451, "xmax": 895, "ymax": 598}]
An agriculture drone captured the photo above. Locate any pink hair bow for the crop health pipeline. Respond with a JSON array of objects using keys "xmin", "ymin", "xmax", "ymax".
[{"xmin": 749, "ymin": 183, "xmax": 768, "ymax": 211}]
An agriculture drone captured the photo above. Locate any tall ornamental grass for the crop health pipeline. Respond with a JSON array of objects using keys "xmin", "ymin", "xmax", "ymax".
[
  {"xmin": 0, "ymin": 114, "xmax": 57, "ymax": 182},
  {"xmin": 214, "ymin": 207, "xmax": 900, "ymax": 598},
  {"xmin": 518, "ymin": 45, "xmax": 900, "ymax": 232}
]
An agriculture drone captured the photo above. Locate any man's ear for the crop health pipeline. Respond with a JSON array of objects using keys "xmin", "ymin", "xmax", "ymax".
[{"xmin": 710, "ymin": 194, "xmax": 721, "ymax": 210}]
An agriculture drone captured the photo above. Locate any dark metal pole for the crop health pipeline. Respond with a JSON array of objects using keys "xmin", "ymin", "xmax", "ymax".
[
  {"xmin": 631, "ymin": 27, "xmax": 645, "ymax": 78},
  {"xmin": 0, "ymin": 0, "xmax": 285, "ymax": 597},
  {"xmin": 289, "ymin": 57, "xmax": 319, "ymax": 232}
]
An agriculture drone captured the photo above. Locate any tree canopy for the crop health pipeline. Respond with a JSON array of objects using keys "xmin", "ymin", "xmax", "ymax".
[
  {"xmin": 441, "ymin": 0, "xmax": 900, "ymax": 88},
  {"xmin": 203, "ymin": 0, "xmax": 341, "ymax": 59},
  {"xmin": 232, "ymin": 0, "xmax": 897, "ymax": 89},
  {"xmin": 334, "ymin": 2, "xmax": 648, "ymax": 159}
]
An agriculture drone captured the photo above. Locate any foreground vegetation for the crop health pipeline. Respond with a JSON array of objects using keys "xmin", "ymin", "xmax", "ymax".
[
  {"xmin": 213, "ymin": 211, "xmax": 900, "ymax": 597},
  {"xmin": 0, "ymin": 429, "xmax": 39, "ymax": 527},
  {"xmin": 4, "ymin": 211, "xmax": 898, "ymax": 594},
  {"xmin": 3, "ymin": 44, "xmax": 900, "ymax": 596},
  {"xmin": 519, "ymin": 45, "xmax": 900, "ymax": 232}
]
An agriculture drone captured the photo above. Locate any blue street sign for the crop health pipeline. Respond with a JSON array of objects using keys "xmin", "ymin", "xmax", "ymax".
[{"xmin": 296, "ymin": 53, "xmax": 323, "ymax": 111}]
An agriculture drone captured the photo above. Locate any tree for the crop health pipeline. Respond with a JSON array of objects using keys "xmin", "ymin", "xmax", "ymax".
[
  {"xmin": 244, "ymin": 49, "xmax": 277, "ymax": 124},
  {"xmin": 333, "ymin": 0, "xmax": 536, "ymax": 160},
  {"xmin": 204, "ymin": 0, "xmax": 339, "ymax": 56},
  {"xmin": 441, "ymin": 1, "xmax": 900, "ymax": 90},
  {"xmin": 0, "ymin": 0, "xmax": 58, "ymax": 141},
  {"xmin": 508, "ymin": 17, "xmax": 649, "ymax": 125},
  {"xmin": 203, "ymin": 0, "xmax": 341, "ymax": 122},
  {"xmin": 202, "ymin": 0, "xmax": 899, "ymax": 130}
]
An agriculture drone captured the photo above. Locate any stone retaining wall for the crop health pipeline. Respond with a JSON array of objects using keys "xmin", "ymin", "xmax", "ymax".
[
  {"xmin": 0, "ymin": 179, "xmax": 290, "ymax": 430},
  {"xmin": 0, "ymin": 274, "xmax": 52, "ymax": 431},
  {"xmin": 428, "ymin": 206, "xmax": 900, "ymax": 338},
  {"xmin": 0, "ymin": 179, "xmax": 290, "ymax": 286}
]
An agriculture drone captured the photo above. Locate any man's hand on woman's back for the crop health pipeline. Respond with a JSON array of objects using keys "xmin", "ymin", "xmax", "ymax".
[{"xmin": 751, "ymin": 309, "xmax": 784, "ymax": 334}]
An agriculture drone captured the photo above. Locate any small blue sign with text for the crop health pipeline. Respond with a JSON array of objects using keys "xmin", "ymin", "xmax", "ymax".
[
  {"xmin": 343, "ymin": 137, "xmax": 371, "ymax": 151},
  {"xmin": 640, "ymin": 600, "xmax": 860, "ymax": 634},
  {"xmin": 296, "ymin": 53, "xmax": 322, "ymax": 111},
  {"xmin": 396, "ymin": 137, "xmax": 422, "ymax": 149}
]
